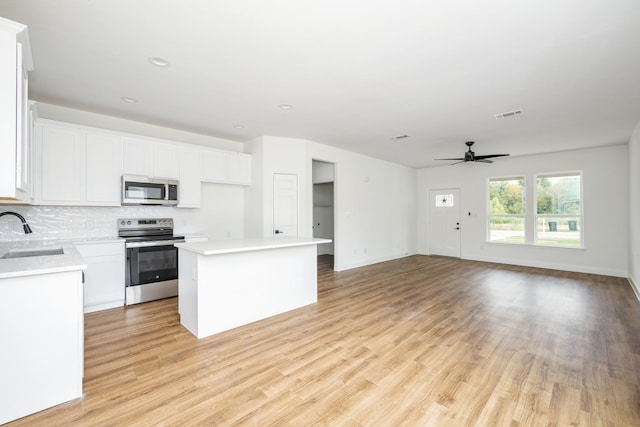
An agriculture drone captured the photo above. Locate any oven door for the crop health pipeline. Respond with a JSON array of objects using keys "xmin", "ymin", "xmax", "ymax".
[{"xmin": 126, "ymin": 244, "xmax": 178, "ymax": 286}]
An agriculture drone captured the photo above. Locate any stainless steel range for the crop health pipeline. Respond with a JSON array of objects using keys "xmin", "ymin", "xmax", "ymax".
[{"xmin": 118, "ymin": 218, "xmax": 185, "ymax": 306}]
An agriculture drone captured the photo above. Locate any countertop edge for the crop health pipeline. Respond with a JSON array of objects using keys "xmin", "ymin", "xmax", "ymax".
[
  {"xmin": 0, "ymin": 243, "xmax": 88, "ymax": 280},
  {"xmin": 176, "ymin": 238, "xmax": 332, "ymax": 256}
]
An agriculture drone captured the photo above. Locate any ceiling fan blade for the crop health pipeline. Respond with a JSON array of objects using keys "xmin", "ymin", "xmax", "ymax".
[
  {"xmin": 450, "ymin": 160, "xmax": 466, "ymax": 165},
  {"xmin": 474, "ymin": 154, "xmax": 510, "ymax": 160},
  {"xmin": 475, "ymin": 159, "xmax": 494, "ymax": 163},
  {"xmin": 434, "ymin": 157, "xmax": 465, "ymax": 161}
]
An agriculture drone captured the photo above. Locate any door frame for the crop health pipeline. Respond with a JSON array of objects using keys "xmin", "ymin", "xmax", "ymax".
[{"xmin": 428, "ymin": 188, "xmax": 461, "ymax": 258}]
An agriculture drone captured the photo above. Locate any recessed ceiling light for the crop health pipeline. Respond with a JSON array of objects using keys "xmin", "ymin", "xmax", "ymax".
[
  {"xmin": 233, "ymin": 124, "xmax": 244, "ymax": 129},
  {"xmin": 278, "ymin": 104, "xmax": 293, "ymax": 110},
  {"xmin": 148, "ymin": 56, "xmax": 171, "ymax": 67},
  {"xmin": 120, "ymin": 97, "xmax": 138, "ymax": 103}
]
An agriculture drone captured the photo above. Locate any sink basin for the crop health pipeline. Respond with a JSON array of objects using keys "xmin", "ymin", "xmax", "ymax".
[{"xmin": 0, "ymin": 248, "xmax": 64, "ymax": 259}]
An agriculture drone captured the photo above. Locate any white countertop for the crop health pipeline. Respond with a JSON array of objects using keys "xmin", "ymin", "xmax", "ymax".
[
  {"xmin": 0, "ymin": 241, "xmax": 87, "ymax": 279},
  {"xmin": 175, "ymin": 237, "xmax": 331, "ymax": 256}
]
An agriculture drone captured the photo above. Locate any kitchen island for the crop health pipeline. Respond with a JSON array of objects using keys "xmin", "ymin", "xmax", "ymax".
[{"xmin": 175, "ymin": 237, "xmax": 331, "ymax": 339}]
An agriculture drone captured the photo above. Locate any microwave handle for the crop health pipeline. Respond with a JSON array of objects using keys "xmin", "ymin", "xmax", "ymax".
[{"xmin": 162, "ymin": 185, "xmax": 167, "ymax": 200}]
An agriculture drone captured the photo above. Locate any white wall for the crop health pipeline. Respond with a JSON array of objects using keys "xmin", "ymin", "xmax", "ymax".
[
  {"xmin": 307, "ymin": 141, "xmax": 417, "ymax": 271},
  {"xmin": 243, "ymin": 137, "xmax": 264, "ymax": 238},
  {"xmin": 244, "ymin": 136, "xmax": 417, "ymax": 271},
  {"xmin": 629, "ymin": 121, "xmax": 640, "ymax": 297},
  {"xmin": 0, "ymin": 183, "xmax": 245, "ymax": 242},
  {"xmin": 244, "ymin": 136, "xmax": 308, "ymax": 238},
  {"xmin": 418, "ymin": 145, "xmax": 628, "ymax": 277}
]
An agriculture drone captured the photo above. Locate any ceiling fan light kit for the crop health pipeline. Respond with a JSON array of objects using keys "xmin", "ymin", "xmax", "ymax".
[{"xmin": 435, "ymin": 141, "xmax": 510, "ymax": 165}]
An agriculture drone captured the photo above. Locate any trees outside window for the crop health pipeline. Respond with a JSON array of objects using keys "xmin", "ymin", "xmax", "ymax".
[
  {"xmin": 488, "ymin": 177, "xmax": 525, "ymax": 244},
  {"xmin": 535, "ymin": 172, "xmax": 582, "ymax": 247}
]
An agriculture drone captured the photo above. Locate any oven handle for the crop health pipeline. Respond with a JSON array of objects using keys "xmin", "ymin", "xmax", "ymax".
[{"xmin": 125, "ymin": 239, "xmax": 185, "ymax": 248}]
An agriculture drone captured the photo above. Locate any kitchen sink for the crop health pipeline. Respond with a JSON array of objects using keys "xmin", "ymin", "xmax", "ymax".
[{"xmin": 0, "ymin": 248, "xmax": 64, "ymax": 259}]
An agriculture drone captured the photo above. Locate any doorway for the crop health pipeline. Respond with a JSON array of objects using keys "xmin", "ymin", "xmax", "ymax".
[
  {"xmin": 312, "ymin": 160, "xmax": 335, "ymax": 269},
  {"xmin": 428, "ymin": 188, "xmax": 461, "ymax": 258}
]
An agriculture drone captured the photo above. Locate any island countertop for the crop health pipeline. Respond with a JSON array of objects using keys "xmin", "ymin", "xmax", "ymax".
[{"xmin": 175, "ymin": 237, "xmax": 331, "ymax": 256}]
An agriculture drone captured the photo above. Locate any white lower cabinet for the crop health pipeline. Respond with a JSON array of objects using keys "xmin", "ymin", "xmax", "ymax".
[
  {"xmin": 75, "ymin": 240, "xmax": 125, "ymax": 313},
  {"xmin": 0, "ymin": 269, "xmax": 83, "ymax": 425}
]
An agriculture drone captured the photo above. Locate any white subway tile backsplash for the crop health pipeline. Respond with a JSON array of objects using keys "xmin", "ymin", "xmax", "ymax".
[{"xmin": 1, "ymin": 205, "xmax": 195, "ymax": 242}]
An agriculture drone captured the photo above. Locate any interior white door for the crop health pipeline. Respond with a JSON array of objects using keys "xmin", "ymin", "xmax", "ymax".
[
  {"xmin": 429, "ymin": 189, "xmax": 461, "ymax": 257},
  {"xmin": 273, "ymin": 173, "xmax": 298, "ymax": 237}
]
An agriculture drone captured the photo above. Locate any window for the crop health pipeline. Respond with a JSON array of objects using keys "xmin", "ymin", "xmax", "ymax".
[
  {"xmin": 488, "ymin": 177, "xmax": 525, "ymax": 244},
  {"xmin": 535, "ymin": 172, "xmax": 582, "ymax": 247},
  {"xmin": 435, "ymin": 193, "xmax": 454, "ymax": 207}
]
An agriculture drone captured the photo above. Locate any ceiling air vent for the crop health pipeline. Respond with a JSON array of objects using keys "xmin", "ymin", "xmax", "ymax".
[
  {"xmin": 494, "ymin": 109, "xmax": 523, "ymax": 119},
  {"xmin": 392, "ymin": 134, "xmax": 410, "ymax": 141}
]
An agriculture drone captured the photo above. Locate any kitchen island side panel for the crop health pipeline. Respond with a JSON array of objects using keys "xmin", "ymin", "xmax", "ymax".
[
  {"xmin": 179, "ymin": 244, "xmax": 317, "ymax": 339},
  {"xmin": 177, "ymin": 248, "xmax": 199, "ymax": 337}
]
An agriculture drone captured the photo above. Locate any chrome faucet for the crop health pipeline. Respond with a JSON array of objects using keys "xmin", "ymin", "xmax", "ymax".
[{"xmin": 0, "ymin": 211, "xmax": 33, "ymax": 234}]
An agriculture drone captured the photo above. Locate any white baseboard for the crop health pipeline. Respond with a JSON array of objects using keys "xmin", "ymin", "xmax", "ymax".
[
  {"xmin": 461, "ymin": 254, "xmax": 627, "ymax": 278},
  {"xmin": 335, "ymin": 251, "xmax": 416, "ymax": 272}
]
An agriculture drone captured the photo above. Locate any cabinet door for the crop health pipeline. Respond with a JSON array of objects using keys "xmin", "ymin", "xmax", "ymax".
[
  {"xmin": 39, "ymin": 125, "xmax": 85, "ymax": 203},
  {"xmin": 0, "ymin": 29, "xmax": 17, "ymax": 197},
  {"xmin": 153, "ymin": 142, "xmax": 179, "ymax": 179},
  {"xmin": 14, "ymin": 44, "xmax": 30, "ymax": 197},
  {"xmin": 76, "ymin": 242, "xmax": 125, "ymax": 313},
  {"xmin": 122, "ymin": 137, "xmax": 153, "ymax": 176},
  {"xmin": 202, "ymin": 149, "xmax": 229, "ymax": 183},
  {"xmin": 178, "ymin": 147, "xmax": 202, "ymax": 208},
  {"xmin": 86, "ymin": 132, "xmax": 122, "ymax": 205}
]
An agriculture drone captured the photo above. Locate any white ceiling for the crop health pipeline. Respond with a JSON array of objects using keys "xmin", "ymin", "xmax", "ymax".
[{"xmin": 1, "ymin": 0, "xmax": 639, "ymax": 168}]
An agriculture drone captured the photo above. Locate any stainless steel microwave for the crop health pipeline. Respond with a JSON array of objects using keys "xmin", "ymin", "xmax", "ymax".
[{"xmin": 121, "ymin": 175, "xmax": 178, "ymax": 206}]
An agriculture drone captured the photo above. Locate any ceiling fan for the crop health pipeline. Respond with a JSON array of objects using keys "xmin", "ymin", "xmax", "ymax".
[{"xmin": 435, "ymin": 141, "xmax": 510, "ymax": 164}]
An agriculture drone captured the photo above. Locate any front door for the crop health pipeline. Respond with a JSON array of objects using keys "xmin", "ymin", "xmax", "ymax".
[
  {"xmin": 273, "ymin": 173, "xmax": 298, "ymax": 237},
  {"xmin": 428, "ymin": 188, "xmax": 461, "ymax": 257}
]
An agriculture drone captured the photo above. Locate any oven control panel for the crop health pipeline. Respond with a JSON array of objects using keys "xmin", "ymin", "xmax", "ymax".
[{"xmin": 118, "ymin": 218, "xmax": 174, "ymax": 230}]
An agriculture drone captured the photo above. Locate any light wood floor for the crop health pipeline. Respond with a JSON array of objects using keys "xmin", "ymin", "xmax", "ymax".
[{"xmin": 7, "ymin": 255, "xmax": 640, "ymax": 426}]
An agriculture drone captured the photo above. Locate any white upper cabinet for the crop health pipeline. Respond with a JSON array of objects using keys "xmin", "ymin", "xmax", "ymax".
[
  {"xmin": 32, "ymin": 119, "xmax": 250, "ymax": 206},
  {"xmin": 85, "ymin": 132, "xmax": 123, "ymax": 205},
  {"xmin": 178, "ymin": 147, "xmax": 202, "ymax": 208},
  {"xmin": 122, "ymin": 137, "xmax": 153, "ymax": 176},
  {"xmin": 122, "ymin": 137, "xmax": 180, "ymax": 180},
  {"xmin": 202, "ymin": 149, "xmax": 228, "ymax": 182},
  {"xmin": 0, "ymin": 17, "xmax": 33, "ymax": 202},
  {"xmin": 202, "ymin": 149, "xmax": 251, "ymax": 185},
  {"xmin": 153, "ymin": 142, "xmax": 179, "ymax": 179},
  {"xmin": 37, "ymin": 124, "xmax": 86, "ymax": 203},
  {"xmin": 36, "ymin": 122, "xmax": 122, "ymax": 206}
]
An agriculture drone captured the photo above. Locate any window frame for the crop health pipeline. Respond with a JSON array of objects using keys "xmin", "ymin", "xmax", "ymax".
[
  {"xmin": 487, "ymin": 175, "xmax": 526, "ymax": 245},
  {"xmin": 534, "ymin": 171, "xmax": 584, "ymax": 248}
]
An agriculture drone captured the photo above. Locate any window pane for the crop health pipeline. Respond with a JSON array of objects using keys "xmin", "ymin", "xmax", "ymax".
[
  {"xmin": 536, "ymin": 217, "xmax": 581, "ymax": 247},
  {"xmin": 536, "ymin": 174, "xmax": 581, "ymax": 214},
  {"xmin": 489, "ymin": 216, "xmax": 525, "ymax": 243},
  {"xmin": 435, "ymin": 194, "xmax": 454, "ymax": 207},
  {"xmin": 489, "ymin": 177, "xmax": 525, "ymax": 214}
]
